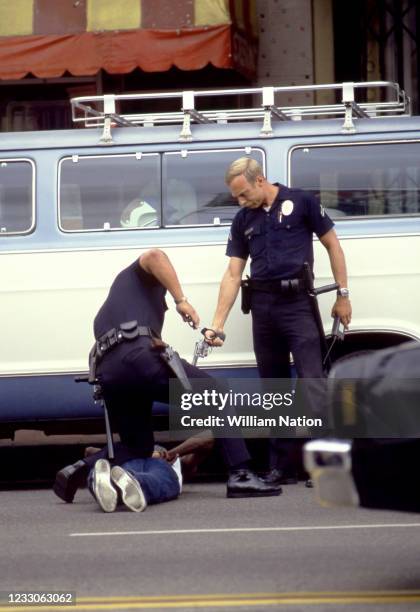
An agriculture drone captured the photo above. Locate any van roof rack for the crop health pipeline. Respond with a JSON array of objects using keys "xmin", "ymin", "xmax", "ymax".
[{"xmin": 70, "ymin": 81, "xmax": 410, "ymax": 144}]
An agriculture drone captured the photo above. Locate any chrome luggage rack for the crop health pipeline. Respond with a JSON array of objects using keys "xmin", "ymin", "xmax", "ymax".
[{"xmin": 70, "ymin": 81, "xmax": 410, "ymax": 144}]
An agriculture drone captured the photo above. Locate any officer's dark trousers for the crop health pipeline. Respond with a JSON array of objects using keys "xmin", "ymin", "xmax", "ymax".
[
  {"xmin": 250, "ymin": 290, "xmax": 326, "ymax": 471},
  {"xmin": 89, "ymin": 338, "xmax": 251, "ymax": 470}
]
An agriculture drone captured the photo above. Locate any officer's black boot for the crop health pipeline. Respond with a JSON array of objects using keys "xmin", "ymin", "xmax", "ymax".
[
  {"xmin": 53, "ymin": 460, "xmax": 89, "ymax": 503},
  {"xmin": 227, "ymin": 469, "xmax": 282, "ymax": 498}
]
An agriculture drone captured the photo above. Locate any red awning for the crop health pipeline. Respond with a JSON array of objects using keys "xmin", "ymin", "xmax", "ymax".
[{"xmin": 0, "ymin": 1, "xmax": 258, "ymax": 80}]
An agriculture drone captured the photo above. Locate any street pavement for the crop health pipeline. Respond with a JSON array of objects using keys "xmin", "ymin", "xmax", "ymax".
[{"xmin": 1, "ymin": 479, "xmax": 420, "ymax": 611}]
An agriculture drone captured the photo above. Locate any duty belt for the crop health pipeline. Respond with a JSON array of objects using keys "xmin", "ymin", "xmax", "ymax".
[
  {"xmin": 96, "ymin": 321, "xmax": 159, "ymax": 358},
  {"xmin": 91, "ymin": 320, "xmax": 192, "ymax": 392},
  {"xmin": 248, "ymin": 278, "xmax": 305, "ymax": 294}
]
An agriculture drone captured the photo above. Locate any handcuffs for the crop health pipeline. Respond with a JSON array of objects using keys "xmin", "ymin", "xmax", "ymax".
[{"xmin": 192, "ymin": 328, "xmax": 226, "ymax": 365}]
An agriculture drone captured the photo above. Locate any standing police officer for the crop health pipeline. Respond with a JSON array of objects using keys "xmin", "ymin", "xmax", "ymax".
[
  {"xmin": 54, "ymin": 248, "xmax": 281, "ymax": 501},
  {"xmin": 206, "ymin": 157, "xmax": 352, "ymax": 481}
]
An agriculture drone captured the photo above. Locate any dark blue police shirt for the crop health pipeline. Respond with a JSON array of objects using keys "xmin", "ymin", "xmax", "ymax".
[
  {"xmin": 226, "ymin": 185, "xmax": 334, "ymax": 279},
  {"xmin": 94, "ymin": 259, "xmax": 168, "ymax": 339}
]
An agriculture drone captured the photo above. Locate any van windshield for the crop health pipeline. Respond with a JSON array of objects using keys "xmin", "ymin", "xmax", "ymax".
[{"xmin": 0, "ymin": 160, "xmax": 34, "ymax": 235}]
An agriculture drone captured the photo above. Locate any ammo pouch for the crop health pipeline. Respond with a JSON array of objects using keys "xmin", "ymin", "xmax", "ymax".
[{"xmin": 240, "ymin": 276, "xmax": 252, "ymax": 314}]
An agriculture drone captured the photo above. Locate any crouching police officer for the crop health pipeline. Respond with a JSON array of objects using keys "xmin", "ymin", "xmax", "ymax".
[
  {"xmin": 53, "ymin": 249, "xmax": 281, "ymax": 501},
  {"xmin": 206, "ymin": 158, "xmax": 352, "ymax": 483}
]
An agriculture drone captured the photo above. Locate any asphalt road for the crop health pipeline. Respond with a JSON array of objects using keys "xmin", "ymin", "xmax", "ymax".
[{"xmin": 1, "ymin": 478, "xmax": 420, "ymax": 612}]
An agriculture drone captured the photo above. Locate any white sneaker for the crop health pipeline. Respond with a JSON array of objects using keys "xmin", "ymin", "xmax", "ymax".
[
  {"xmin": 111, "ymin": 466, "xmax": 147, "ymax": 513},
  {"xmin": 92, "ymin": 459, "xmax": 118, "ymax": 513}
]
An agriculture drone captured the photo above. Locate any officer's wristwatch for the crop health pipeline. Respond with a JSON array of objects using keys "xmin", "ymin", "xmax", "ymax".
[
  {"xmin": 174, "ymin": 296, "xmax": 188, "ymax": 304},
  {"xmin": 337, "ymin": 287, "xmax": 350, "ymax": 298}
]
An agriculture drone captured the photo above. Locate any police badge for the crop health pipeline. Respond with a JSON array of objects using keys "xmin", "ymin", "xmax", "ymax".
[{"xmin": 279, "ymin": 200, "xmax": 294, "ymax": 223}]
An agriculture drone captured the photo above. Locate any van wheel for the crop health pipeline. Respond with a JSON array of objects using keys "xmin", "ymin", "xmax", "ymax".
[{"xmin": 330, "ymin": 350, "xmax": 375, "ymax": 367}]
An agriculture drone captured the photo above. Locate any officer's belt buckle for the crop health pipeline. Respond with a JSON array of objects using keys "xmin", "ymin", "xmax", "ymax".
[{"xmin": 280, "ymin": 279, "xmax": 301, "ymax": 294}]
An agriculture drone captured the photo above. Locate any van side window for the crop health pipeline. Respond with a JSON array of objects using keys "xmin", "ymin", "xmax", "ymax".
[
  {"xmin": 162, "ymin": 149, "xmax": 265, "ymax": 226},
  {"xmin": 59, "ymin": 154, "xmax": 160, "ymax": 231},
  {"xmin": 290, "ymin": 142, "xmax": 420, "ymax": 218},
  {"xmin": 0, "ymin": 160, "xmax": 34, "ymax": 235}
]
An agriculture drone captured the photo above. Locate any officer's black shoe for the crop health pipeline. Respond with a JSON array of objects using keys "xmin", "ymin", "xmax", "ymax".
[
  {"xmin": 261, "ymin": 468, "xmax": 298, "ymax": 486},
  {"xmin": 53, "ymin": 460, "xmax": 89, "ymax": 503},
  {"xmin": 305, "ymin": 478, "xmax": 314, "ymax": 488},
  {"xmin": 227, "ymin": 469, "xmax": 282, "ymax": 498}
]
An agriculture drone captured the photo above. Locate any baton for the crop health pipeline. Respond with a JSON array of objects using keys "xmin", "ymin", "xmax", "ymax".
[
  {"xmin": 302, "ymin": 262, "xmax": 345, "ymax": 372},
  {"xmin": 323, "ymin": 315, "xmax": 346, "ymax": 366},
  {"xmin": 75, "ymin": 375, "xmax": 115, "ymax": 461}
]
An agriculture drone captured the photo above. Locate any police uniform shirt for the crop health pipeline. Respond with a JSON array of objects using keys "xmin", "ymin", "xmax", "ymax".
[
  {"xmin": 94, "ymin": 260, "xmax": 168, "ymax": 339},
  {"xmin": 226, "ymin": 185, "xmax": 334, "ymax": 279}
]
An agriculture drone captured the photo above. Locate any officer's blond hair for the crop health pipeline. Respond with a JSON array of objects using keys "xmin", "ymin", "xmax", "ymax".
[{"xmin": 225, "ymin": 158, "xmax": 265, "ymax": 186}]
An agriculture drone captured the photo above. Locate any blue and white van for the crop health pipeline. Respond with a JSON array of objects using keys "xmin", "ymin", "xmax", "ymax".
[{"xmin": 1, "ymin": 81, "xmax": 419, "ymax": 436}]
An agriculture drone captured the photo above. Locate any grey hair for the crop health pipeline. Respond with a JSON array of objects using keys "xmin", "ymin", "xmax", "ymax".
[{"xmin": 225, "ymin": 157, "xmax": 265, "ymax": 185}]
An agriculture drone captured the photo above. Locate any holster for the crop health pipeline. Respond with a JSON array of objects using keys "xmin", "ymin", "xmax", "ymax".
[
  {"xmin": 240, "ymin": 276, "xmax": 252, "ymax": 314},
  {"xmin": 160, "ymin": 346, "xmax": 193, "ymax": 392}
]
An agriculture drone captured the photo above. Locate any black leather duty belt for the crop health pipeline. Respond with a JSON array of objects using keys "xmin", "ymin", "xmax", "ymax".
[
  {"xmin": 248, "ymin": 278, "xmax": 305, "ymax": 294},
  {"xmin": 96, "ymin": 320, "xmax": 159, "ymax": 358}
]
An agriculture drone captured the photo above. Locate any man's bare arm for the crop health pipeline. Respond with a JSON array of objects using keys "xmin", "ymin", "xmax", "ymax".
[
  {"xmin": 166, "ymin": 431, "xmax": 214, "ymax": 461},
  {"xmin": 139, "ymin": 249, "xmax": 199, "ymax": 328},
  {"xmin": 319, "ymin": 229, "xmax": 352, "ymax": 327},
  {"xmin": 207, "ymin": 257, "xmax": 246, "ymax": 345},
  {"xmin": 319, "ymin": 229, "xmax": 348, "ymax": 287}
]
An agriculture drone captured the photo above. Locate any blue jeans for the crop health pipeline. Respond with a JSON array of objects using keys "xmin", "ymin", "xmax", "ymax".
[
  {"xmin": 88, "ymin": 457, "xmax": 180, "ymax": 506},
  {"xmin": 121, "ymin": 457, "xmax": 180, "ymax": 505}
]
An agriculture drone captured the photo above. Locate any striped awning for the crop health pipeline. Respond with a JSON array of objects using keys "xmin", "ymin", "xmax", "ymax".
[{"xmin": 0, "ymin": 0, "xmax": 258, "ymax": 80}]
